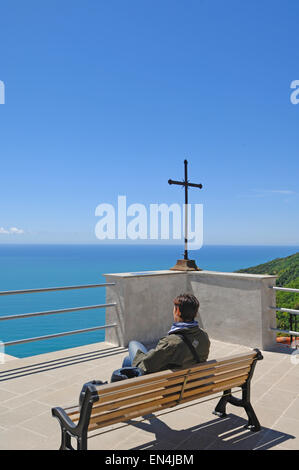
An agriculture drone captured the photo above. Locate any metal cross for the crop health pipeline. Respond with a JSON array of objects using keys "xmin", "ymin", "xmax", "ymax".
[{"xmin": 168, "ymin": 160, "xmax": 203, "ymax": 261}]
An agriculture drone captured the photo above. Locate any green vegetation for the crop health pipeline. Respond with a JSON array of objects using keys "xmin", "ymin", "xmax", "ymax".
[{"xmin": 236, "ymin": 252, "xmax": 299, "ymax": 334}]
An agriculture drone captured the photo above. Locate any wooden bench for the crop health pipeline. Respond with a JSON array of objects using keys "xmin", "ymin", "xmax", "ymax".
[{"xmin": 52, "ymin": 348, "xmax": 263, "ymax": 450}]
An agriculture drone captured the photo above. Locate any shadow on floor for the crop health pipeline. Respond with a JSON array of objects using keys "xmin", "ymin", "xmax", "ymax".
[
  {"xmin": 265, "ymin": 343, "xmax": 299, "ymax": 355},
  {"xmin": 120, "ymin": 413, "xmax": 295, "ymax": 450},
  {"xmin": 0, "ymin": 346, "xmax": 126, "ymax": 381}
]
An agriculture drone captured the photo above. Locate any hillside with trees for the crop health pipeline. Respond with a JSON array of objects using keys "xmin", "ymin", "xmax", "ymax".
[{"xmin": 236, "ymin": 252, "xmax": 299, "ymax": 333}]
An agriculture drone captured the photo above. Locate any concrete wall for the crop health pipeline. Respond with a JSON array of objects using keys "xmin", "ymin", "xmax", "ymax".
[
  {"xmin": 104, "ymin": 270, "xmax": 277, "ymax": 350},
  {"xmin": 188, "ymin": 271, "xmax": 277, "ymax": 350},
  {"xmin": 104, "ymin": 271, "xmax": 187, "ymax": 347}
]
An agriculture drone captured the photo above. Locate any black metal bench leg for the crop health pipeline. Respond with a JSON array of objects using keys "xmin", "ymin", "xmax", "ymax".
[
  {"xmin": 241, "ymin": 359, "xmax": 262, "ymax": 432},
  {"xmin": 243, "ymin": 403, "xmax": 261, "ymax": 432},
  {"xmin": 213, "ymin": 389, "xmax": 231, "ymax": 418},
  {"xmin": 59, "ymin": 426, "xmax": 74, "ymax": 450},
  {"xmin": 77, "ymin": 433, "xmax": 88, "ymax": 450},
  {"xmin": 213, "ymin": 355, "xmax": 263, "ymax": 433}
]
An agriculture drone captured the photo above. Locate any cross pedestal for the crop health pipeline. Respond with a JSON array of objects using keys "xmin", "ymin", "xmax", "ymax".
[{"xmin": 170, "ymin": 258, "xmax": 201, "ymax": 271}]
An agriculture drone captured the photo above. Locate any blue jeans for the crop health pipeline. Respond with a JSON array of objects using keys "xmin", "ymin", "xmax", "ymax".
[{"xmin": 122, "ymin": 340, "xmax": 148, "ymax": 367}]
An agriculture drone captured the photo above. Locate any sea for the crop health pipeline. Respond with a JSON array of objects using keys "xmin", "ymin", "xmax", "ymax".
[{"xmin": 0, "ymin": 244, "xmax": 298, "ymax": 358}]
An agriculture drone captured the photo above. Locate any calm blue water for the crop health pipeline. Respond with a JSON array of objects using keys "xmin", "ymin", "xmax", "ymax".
[{"xmin": 0, "ymin": 244, "xmax": 298, "ymax": 358}]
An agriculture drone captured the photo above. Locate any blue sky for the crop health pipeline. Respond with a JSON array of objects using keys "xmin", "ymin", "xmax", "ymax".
[{"xmin": 0, "ymin": 0, "xmax": 298, "ymax": 245}]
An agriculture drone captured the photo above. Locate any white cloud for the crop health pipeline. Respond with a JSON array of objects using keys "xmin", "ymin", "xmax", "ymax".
[
  {"xmin": 240, "ymin": 189, "xmax": 297, "ymax": 198},
  {"xmin": 9, "ymin": 227, "xmax": 24, "ymax": 234},
  {"xmin": 266, "ymin": 190, "xmax": 296, "ymax": 195},
  {"xmin": 0, "ymin": 227, "xmax": 24, "ymax": 235}
]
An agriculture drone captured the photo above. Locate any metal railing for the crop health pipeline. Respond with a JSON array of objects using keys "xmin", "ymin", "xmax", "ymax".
[
  {"xmin": 0, "ymin": 282, "xmax": 117, "ymax": 348},
  {"xmin": 270, "ymin": 286, "xmax": 299, "ymax": 346}
]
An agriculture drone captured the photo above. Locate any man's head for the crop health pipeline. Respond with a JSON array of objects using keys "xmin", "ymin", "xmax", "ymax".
[{"xmin": 173, "ymin": 293, "xmax": 200, "ymax": 322}]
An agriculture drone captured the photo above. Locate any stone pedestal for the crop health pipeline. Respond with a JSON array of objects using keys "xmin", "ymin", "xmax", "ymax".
[{"xmin": 169, "ymin": 259, "xmax": 201, "ymax": 271}]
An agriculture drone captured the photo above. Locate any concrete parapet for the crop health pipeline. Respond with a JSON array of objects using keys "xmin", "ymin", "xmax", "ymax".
[{"xmin": 104, "ymin": 270, "xmax": 277, "ymax": 350}]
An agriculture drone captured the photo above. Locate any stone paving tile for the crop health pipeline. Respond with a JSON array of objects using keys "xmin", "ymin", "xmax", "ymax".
[
  {"xmin": 0, "ymin": 400, "xmax": 50, "ymax": 428},
  {"xmin": 0, "ymin": 344, "xmax": 125, "ymax": 374},
  {"xmin": 103, "ymin": 425, "xmax": 177, "ymax": 451},
  {"xmin": 0, "ymin": 372, "xmax": 57, "ymax": 395},
  {"xmin": 255, "ymin": 388, "xmax": 298, "ymax": 413},
  {"xmin": 0, "ymin": 425, "xmax": 49, "ymax": 450},
  {"xmin": 87, "ymin": 424, "xmax": 143, "ymax": 450},
  {"xmin": 271, "ymin": 416, "xmax": 299, "ymax": 436},
  {"xmin": 0, "ymin": 389, "xmax": 20, "ymax": 404},
  {"xmin": 289, "ymin": 366, "xmax": 299, "ymax": 377},
  {"xmin": 267, "ymin": 444, "xmax": 296, "ymax": 450},
  {"xmin": 20, "ymin": 409, "xmax": 62, "ymax": 438},
  {"xmin": 72, "ymin": 371, "xmax": 111, "ymax": 386},
  {"xmin": 254, "ymin": 418, "xmax": 298, "ymax": 451},
  {"xmin": 0, "ymin": 403, "xmax": 10, "ymax": 412},
  {"xmin": 38, "ymin": 363, "xmax": 98, "ymax": 380},
  {"xmin": 137, "ymin": 440, "xmax": 176, "ymax": 451},
  {"xmin": 145, "ymin": 407, "xmax": 212, "ymax": 435},
  {"xmin": 274, "ymin": 374, "xmax": 299, "ymax": 394},
  {"xmin": 37, "ymin": 384, "xmax": 82, "ymax": 408},
  {"xmin": 246, "ymin": 404, "xmax": 284, "ymax": 430},
  {"xmin": 47, "ymin": 374, "xmax": 91, "ymax": 392},
  {"xmin": 2, "ymin": 386, "xmax": 57, "ymax": 409},
  {"xmin": 31, "ymin": 436, "xmax": 60, "ymax": 451},
  {"xmin": 184, "ymin": 425, "xmax": 264, "ymax": 450},
  {"xmin": 258, "ymin": 371, "xmax": 288, "ymax": 386},
  {"xmin": 205, "ymin": 430, "xmax": 268, "ymax": 450},
  {"xmin": 251, "ymin": 382, "xmax": 274, "ymax": 402},
  {"xmin": 283, "ymin": 397, "xmax": 299, "ymax": 420}
]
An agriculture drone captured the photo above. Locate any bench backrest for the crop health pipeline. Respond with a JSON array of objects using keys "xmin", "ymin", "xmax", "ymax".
[{"xmin": 66, "ymin": 350, "xmax": 258, "ymax": 431}]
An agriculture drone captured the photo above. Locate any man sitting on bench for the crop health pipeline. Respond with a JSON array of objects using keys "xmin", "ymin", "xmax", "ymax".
[{"xmin": 122, "ymin": 293, "xmax": 210, "ymax": 374}]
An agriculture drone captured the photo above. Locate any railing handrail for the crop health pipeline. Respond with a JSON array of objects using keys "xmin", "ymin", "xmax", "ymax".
[
  {"xmin": 1, "ymin": 323, "xmax": 118, "ymax": 347},
  {"xmin": 270, "ymin": 328, "xmax": 299, "ymax": 337},
  {"xmin": 0, "ymin": 303, "xmax": 117, "ymax": 321},
  {"xmin": 0, "ymin": 282, "xmax": 115, "ymax": 296},
  {"xmin": 270, "ymin": 306, "xmax": 299, "ymax": 315},
  {"xmin": 270, "ymin": 285, "xmax": 299, "ymax": 345},
  {"xmin": 0, "ymin": 281, "xmax": 118, "ymax": 349},
  {"xmin": 271, "ymin": 286, "xmax": 299, "ymax": 293}
]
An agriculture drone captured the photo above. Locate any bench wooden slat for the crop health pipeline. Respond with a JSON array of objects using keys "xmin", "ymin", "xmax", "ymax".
[
  {"xmin": 176, "ymin": 360, "xmax": 252, "ymax": 384},
  {"xmin": 73, "ymin": 356, "xmax": 253, "ymax": 409},
  {"xmin": 87, "ymin": 374, "xmax": 249, "ymax": 430},
  {"xmin": 180, "ymin": 374, "xmax": 249, "ymax": 401},
  {"xmin": 79, "ymin": 386, "xmax": 180, "ymax": 419},
  {"xmin": 91, "ymin": 366, "xmax": 250, "ymax": 415},
  {"xmin": 86, "ymin": 371, "xmax": 249, "ymax": 427},
  {"xmin": 67, "ymin": 359, "xmax": 253, "ymax": 422},
  {"xmin": 88, "ymin": 351, "xmax": 256, "ymax": 396}
]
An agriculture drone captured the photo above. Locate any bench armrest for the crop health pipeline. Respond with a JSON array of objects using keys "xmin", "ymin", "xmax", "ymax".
[
  {"xmin": 254, "ymin": 348, "xmax": 263, "ymax": 361},
  {"xmin": 52, "ymin": 407, "xmax": 78, "ymax": 434}
]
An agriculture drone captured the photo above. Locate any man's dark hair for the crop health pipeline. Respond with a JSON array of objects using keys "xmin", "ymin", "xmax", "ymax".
[{"xmin": 173, "ymin": 293, "xmax": 200, "ymax": 322}]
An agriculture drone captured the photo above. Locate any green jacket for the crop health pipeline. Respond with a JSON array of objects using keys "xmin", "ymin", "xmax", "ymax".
[{"xmin": 132, "ymin": 326, "xmax": 210, "ymax": 374}]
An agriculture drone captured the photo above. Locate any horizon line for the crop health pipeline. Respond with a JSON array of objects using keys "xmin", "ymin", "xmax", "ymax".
[{"xmin": 0, "ymin": 243, "xmax": 298, "ymax": 247}]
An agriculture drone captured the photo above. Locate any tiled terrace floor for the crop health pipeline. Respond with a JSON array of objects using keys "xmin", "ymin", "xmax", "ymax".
[{"xmin": 0, "ymin": 339, "xmax": 298, "ymax": 450}]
